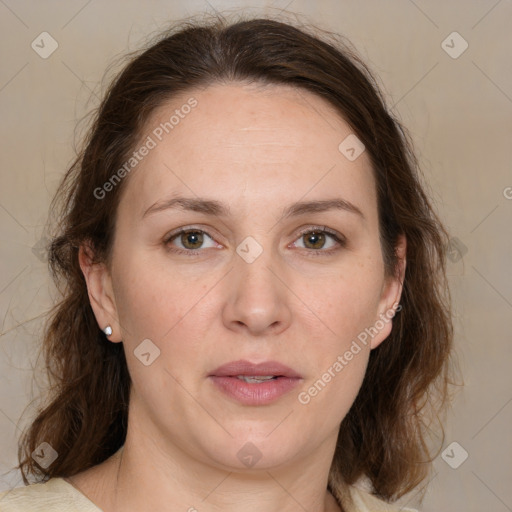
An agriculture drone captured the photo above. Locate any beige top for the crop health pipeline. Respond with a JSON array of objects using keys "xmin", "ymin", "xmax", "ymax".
[{"xmin": 0, "ymin": 477, "xmax": 418, "ymax": 512}]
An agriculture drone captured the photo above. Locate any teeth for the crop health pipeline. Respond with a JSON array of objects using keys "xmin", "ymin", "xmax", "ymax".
[{"xmin": 236, "ymin": 375, "xmax": 277, "ymax": 383}]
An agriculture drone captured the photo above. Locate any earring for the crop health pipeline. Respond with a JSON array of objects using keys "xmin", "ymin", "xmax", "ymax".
[{"xmin": 103, "ymin": 325, "xmax": 113, "ymax": 336}]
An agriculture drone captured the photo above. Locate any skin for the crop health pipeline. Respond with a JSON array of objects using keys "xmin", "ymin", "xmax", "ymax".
[{"xmin": 73, "ymin": 82, "xmax": 406, "ymax": 512}]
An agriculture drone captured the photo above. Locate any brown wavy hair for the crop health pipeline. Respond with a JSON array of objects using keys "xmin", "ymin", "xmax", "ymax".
[{"xmin": 14, "ymin": 12, "xmax": 460, "ymax": 506}]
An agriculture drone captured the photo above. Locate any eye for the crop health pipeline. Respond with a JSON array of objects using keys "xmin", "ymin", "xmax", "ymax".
[
  {"xmin": 165, "ymin": 229, "xmax": 218, "ymax": 253},
  {"xmin": 164, "ymin": 226, "xmax": 345, "ymax": 256},
  {"xmin": 292, "ymin": 227, "xmax": 346, "ymax": 253}
]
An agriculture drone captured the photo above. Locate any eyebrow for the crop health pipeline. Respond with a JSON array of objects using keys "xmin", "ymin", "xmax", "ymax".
[{"xmin": 142, "ymin": 196, "xmax": 365, "ymax": 221}]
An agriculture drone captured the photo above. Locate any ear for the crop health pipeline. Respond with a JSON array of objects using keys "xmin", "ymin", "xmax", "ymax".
[
  {"xmin": 369, "ymin": 234, "xmax": 407, "ymax": 350},
  {"xmin": 78, "ymin": 241, "xmax": 122, "ymax": 343}
]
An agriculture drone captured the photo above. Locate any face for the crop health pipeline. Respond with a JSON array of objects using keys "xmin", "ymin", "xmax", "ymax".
[{"xmin": 81, "ymin": 82, "xmax": 405, "ymax": 472}]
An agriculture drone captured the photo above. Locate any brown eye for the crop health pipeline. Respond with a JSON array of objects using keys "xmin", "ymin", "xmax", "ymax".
[
  {"xmin": 302, "ymin": 231, "xmax": 326, "ymax": 249},
  {"xmin": 166, "ymin": 229, "xmax": 217, "ymax": 252},
  {"xmin": 180, "ymin": 231, "xmax": 204, "ymax": 249},
  {"xmin": 293, "ymin": 228, "xmax": 345, "ymax": 254}
]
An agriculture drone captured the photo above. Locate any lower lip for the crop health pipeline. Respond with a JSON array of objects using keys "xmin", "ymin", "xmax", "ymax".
[{"xmin": 209, "ymin": 376, "xmax": 301, "ymax": 405}]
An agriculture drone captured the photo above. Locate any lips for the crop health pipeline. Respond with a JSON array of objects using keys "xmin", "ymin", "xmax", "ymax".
[
  {"xmin": 209, "ymin": 360, "xmax": 302, "ymax": 406},
  {"xmin": 210, "ymin": 359, "xmax": 302, "ymax": 379}
]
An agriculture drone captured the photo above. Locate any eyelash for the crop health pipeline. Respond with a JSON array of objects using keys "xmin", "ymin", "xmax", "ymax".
[{"xmin": 164, "ymin": 226, "xmax": 346, "ymax": 257}]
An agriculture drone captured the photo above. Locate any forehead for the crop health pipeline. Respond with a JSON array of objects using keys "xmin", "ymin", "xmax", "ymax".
[
  {"xmin": 145, "ymin": 81, "xmax": 353, "ymax": 153},
  {"xmin": 120, "ymin": 82, "xmax": 377, "ymax": 221}
]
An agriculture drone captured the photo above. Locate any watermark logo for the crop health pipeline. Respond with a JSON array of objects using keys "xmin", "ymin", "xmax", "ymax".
[
  {"xmin": 32, "ymin": 442, "xmax": 58, "ymax": 469},
  {"xmin": 338, "ymin": 134, "xmax": 365, "ymax": 161},
  {"xmin": 441, "ymin": 441, "xmax": 469, "ymax": 469},
  {"xmin": 236, "ymin": 236, "xmax": 263, "ymax": 264},
  {"xmin": 446, "ymin": 237, "xmax": 468, "ymax": 263},
  {"xmin": 134, "ymin": 338, "xmax": 161, "ymax": 366},
  {"xmin": 32, "ymin": 235, "xmax": 49, "ymax": 263},
  {"xmin": 237, "ymin": 442, "xmax": 263, "ymax": 468},
  {"xmin": 31, "ymin": 32, "xmax": 58, "ymax": 59},
  {"xmin": 441, "ymin": 32, "xmax": 468, "ymax": 59}
]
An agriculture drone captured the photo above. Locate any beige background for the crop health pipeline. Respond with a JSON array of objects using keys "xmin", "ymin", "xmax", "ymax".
[{"xmin": 1, "ymin": 1, "xmax": 511, "ymax": 510}]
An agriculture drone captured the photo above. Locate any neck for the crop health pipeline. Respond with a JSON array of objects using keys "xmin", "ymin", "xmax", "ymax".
[
  {"xmin": 66, "ymin": 397, "xmax": 345, "ymax": 512},
  {"xmin": 105, "ymin": 437, "xmax": 342, "ymax": 512}
]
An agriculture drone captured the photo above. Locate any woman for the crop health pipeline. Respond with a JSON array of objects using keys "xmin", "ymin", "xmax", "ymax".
[{"xmin": 0, "ymin": 13, "xmax": 457, "ymax": 512}]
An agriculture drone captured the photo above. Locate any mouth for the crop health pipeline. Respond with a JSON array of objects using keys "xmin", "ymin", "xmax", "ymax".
[
  {"xmin": 210, "ymin": 359, "xmax": 302, "ymax": 379},
  {"xmin": 235, "ymin": 375, "xmax": 279, "ymax": 383},
  {"xmin": 209, "ymin": 360, "xmax": 302, "ymax": 405}
]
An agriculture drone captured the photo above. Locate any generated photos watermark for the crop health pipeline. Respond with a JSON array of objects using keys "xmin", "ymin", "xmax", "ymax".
[
  {"xmin": 298, "ymin": 302, "xmax": 402, "ymax": 405},
  {"xmin": 93, "ymin": 97, "xmax": 198, "ymax": 200}
]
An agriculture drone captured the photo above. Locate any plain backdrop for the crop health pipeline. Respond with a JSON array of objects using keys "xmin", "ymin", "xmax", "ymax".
[{"xmin": 0, "ymin": 1, "xmax": 511, "ymax": 511}]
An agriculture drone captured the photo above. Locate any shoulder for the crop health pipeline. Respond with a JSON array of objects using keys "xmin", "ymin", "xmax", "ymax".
[
  {"xmin": 334, "ymin": 480, "xmax": 421, "ymax": 512},
  {"xmin": 349, "ymin": 485, "xmax": 420, "ymax": 512},
  {"xmin": 0, "ymin": 477, "xmax": 102, "ymax": 512}
]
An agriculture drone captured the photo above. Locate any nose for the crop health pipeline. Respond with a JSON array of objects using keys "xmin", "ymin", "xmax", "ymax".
[{"xmin": 221, "ymin": 248, "xmax": 292, "ymax": 336}]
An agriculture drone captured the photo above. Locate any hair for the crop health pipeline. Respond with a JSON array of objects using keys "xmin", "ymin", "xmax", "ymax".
[{"xmin": 15, "ymin": 11, "xmax": 460, "ymax": 507}]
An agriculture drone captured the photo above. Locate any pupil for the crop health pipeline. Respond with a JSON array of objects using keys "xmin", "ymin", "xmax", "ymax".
[
  {"xmin": 182, "ymin": 231, "xmax": 203, "ymax": 249},
  {"xmin": 180, "ymin": 231, "xmax": 327, "ymax": 250},
  {"xmin": 305, "ymin": 232, "xmax": 325, "ymax": 249}
]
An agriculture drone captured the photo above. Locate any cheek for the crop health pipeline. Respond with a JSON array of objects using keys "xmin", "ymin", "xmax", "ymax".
[
  {"xmin": 296, "ymin": 255, "xmax": 384, "ymax": 418},
  {"xmin": 291, "ymin": 255, "xmax": 382, "ymax": 408},
  {"xmin": 112, "ymin": 268, "xmax": 174, "ymax": 341},
  {"xmin": 112, "ymin": 254, "xmax": 216, "ymax": 362},
  {"xmin": 301, "ymin": 258, "xmax": 384, "ymax": 344},
  {"xmin": 296, "ymin": 335, "xmax": 370, "ymax": 430}
]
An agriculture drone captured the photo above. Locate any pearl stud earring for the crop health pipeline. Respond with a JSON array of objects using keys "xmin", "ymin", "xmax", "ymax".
[{"xmin": 103, "ymin": 325, "xmax": 113, "ymax": 336}]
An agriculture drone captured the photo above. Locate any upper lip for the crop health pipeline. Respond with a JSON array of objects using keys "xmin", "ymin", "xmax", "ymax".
[{"xmin": 210, "ymin": 359, "xmax": 302, "ymax": 378}]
